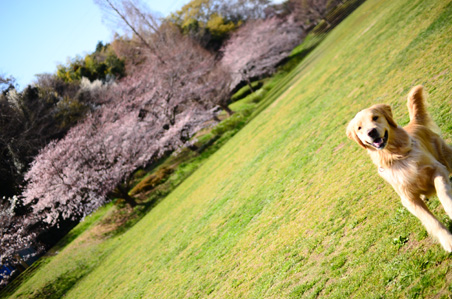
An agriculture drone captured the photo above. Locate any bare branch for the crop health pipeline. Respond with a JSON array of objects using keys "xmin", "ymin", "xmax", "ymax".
[{"xmin": 95, "ymin": 0, "xmax": 166, "ymax": 64}]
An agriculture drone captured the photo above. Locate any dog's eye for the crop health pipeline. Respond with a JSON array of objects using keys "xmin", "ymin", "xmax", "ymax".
[
  {"xmin": 372, "ymin": 116, "xmax": 379, "ymax": 121},
  {"xmin": 358, "ymin": 126, "xmax": 361, "ymax": 131}
]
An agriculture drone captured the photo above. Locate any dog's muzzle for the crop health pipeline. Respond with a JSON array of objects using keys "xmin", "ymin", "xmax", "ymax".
[{"xmin": 370, "ymin": 130, "xmax": 388, "ymax": 150}]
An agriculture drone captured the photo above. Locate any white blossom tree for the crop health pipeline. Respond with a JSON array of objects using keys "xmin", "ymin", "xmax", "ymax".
[
  {"xmin": 2, "ymin": 0, "xmax": 233, "ymax": 277},
  {"xmin": 22, "ymin": 72, "xmax": 214, "ymax": 225},
  {"xmin": 221, "ymin": 16, "xmax": 304, "ymax": 92}
]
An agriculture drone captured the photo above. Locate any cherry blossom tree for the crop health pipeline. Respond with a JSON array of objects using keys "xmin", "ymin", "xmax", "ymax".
[
  {"xmin": 97, "ymin": 0, "xmax": 233, "ymax": 113},
  {"xmin": 221, "ymin": 16, "xmax": 304, "ymax": 92},
  {"xmin": 95, "ymin": 0, "xmax": 168, "ymax": 64},
  {"xmin": 22, "ymin": 77, "xmax": 213, "ymax": 225},
  {"xmin": 2, "ymin": 0, "xmax": 233, "ymax": 274},
  {"xmin": 0, "ymin": 196, "xmax": 41, "ymax": 285},
  {"xmin": 287, "ymin": 0, "xmax": 344, "ymax": 31},
  {"xmin": 21, "ymin": 20, "xmax": 228, "ymax": 226}
]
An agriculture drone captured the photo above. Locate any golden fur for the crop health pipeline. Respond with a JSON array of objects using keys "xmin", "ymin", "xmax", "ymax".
[{"xmin": 347, "ymin": 85, "xmax": 452, "ymax": 252}]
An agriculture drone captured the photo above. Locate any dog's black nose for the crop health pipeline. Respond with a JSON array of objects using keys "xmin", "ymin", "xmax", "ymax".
[{"xmin": 368, "ymin": 128, "xmax": 379, "ymax": 138}]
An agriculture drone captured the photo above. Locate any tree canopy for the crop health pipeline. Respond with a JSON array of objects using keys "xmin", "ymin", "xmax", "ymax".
[
  {"xmin": 169, "ymin": 0, "xmax": 270, "ymax": 50},
  {"xmin": 221, "ymin": 16, "xmax": 304, "ymax": 92},
  {"xmin": 56, "ymin": 42, "xmax": 125, "ymax": 83}
]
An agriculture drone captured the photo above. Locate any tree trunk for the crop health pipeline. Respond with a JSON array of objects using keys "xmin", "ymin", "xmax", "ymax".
[
  {"xmin": 240, "ymin": 69, "xmax": 254, "ymax": 94},
  {"xmin": 220, "ymin": 104, "xmax": 234, "ymax": 116},
  {"xmin": 212, "ymin": 111, "xmax": 220, "ymax": 122},
  {"xmin": 246, "ymin": 79, "xmax": 254, "ymax": 93},
  {"xmin": 122, "ymin": 193, "xmax": 137, "ymax": 208},
  {"xmin": 113, "ymin": 184, "xmax": 137, "ymax": 208}
]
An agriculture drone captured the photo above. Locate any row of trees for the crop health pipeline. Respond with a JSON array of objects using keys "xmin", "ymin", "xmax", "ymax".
[
  {"xmin": 23, "ymin": 22, "xmax": 229, "ymax": 226},
  {"xmin": 1, "ymin": 1, "xmax": 235, "ymax": 270},
  {"xmin": 1, "ymin": 0, "xmax": 359, "ymax": 285},
  {"xmin": 0, "ymin": 76, "xmax": 112, "ymax": 275}
]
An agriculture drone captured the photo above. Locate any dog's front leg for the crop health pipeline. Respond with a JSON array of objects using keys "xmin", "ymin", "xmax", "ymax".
[
  {"xmin": 400, "ymin": 195, "xmax": 452, "ymax": 252},
  {"xmin": 433, "ymin": 168, "xmax": 452, "ymax": 219}
]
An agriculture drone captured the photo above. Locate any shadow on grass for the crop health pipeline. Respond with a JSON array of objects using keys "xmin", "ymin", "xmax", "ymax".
[
  {"xmin": 278, "ymin": 43, "xmax": 320, "ymax": 74},
  {"xmin": 26, "ymin": 270, "xmax": 89, "ymax": 299},
  {"xmin": 104, "ymin": 196, "xmax": 164, "ymax": 239}
]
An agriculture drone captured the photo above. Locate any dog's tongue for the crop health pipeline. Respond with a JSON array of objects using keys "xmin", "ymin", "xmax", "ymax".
[{"xmin": 373, "ymin": 138, "xmax": 384, "ymax": 148}]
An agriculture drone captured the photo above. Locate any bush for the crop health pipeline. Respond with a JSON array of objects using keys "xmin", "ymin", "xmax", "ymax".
[
  {"xmin": 56, "ymin": 43, "xmax": 125, "ymax": 83},
  {"xmin": 129, "ymin": 167, "xmax": 174, "ymax": 196},
  {"xmin": 211, "ymin": 109, "xmax": 251, "ymax": 136}
]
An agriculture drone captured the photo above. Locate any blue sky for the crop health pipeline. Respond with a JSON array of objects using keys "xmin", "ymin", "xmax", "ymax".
[{"xmin": 0, "ymin": 0, "xmax": 191, "ymax": 89}]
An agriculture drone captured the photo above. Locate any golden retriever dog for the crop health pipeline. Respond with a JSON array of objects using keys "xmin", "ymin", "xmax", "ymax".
[{"xmin": 347, "ymin": 85, "xmax": 452, "ymax": 252}]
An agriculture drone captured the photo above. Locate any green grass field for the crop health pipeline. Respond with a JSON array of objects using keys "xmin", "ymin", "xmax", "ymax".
[{"xmin": 5, "ymin": 0, "xmax": 452, "ymax": 297}]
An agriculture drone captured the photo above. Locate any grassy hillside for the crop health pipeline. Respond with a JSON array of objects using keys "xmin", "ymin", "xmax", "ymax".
[{"xmin": 7, "ymin": 0, "xmax": 452, "ymax": 297}]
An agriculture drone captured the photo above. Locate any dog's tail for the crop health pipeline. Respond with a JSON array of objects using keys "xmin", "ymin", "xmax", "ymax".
[{"xmin": 407, "ymin": 85, "xmax": 439, "ymax": 132}]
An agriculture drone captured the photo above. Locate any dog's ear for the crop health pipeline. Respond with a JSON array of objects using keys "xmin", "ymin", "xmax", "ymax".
[
  {"xmin": 346, "ymin": 118, "xmax": 366, "ymax": 149},
  {"xmin": 375, "ymin": 104, "xmax": 397, "ymax": 127}
]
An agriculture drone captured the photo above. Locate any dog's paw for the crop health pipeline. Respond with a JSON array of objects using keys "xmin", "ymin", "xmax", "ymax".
[{"xmin": 439, "ymin": 234, "xmax": 452, "ymax": 253}]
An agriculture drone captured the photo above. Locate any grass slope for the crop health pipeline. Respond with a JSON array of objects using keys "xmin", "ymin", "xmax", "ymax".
[{"xmin": 8, "ymin": 0, "xmax": 452, "ymax": 297}]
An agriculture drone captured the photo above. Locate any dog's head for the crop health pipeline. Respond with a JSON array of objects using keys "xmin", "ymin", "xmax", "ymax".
[{"xmin": 346, "ymin": 104, "xmax": 397, "ymax": 150}]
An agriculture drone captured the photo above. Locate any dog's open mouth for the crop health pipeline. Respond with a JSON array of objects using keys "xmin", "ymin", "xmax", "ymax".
[{"xmin": 372, "ymin": 130, "xmax": 388, "ymax": 150}]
